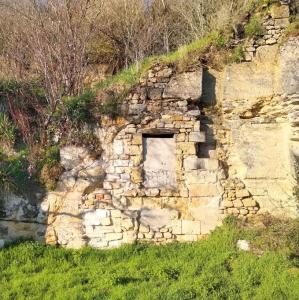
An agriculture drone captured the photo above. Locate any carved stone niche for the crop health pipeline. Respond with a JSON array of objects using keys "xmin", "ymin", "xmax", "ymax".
[{"xmin": 142, "ymin": 131, "xmax": 177, "ymax": 189}]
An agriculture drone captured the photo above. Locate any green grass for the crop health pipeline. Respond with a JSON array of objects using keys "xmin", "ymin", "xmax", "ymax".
[
  {"xmin": 95, "ymin": 31, "xmax": 226, "ymax": 94},
  {"xmin": 0, "ymin": 219, "xmax": 298, "ymax": 300}
]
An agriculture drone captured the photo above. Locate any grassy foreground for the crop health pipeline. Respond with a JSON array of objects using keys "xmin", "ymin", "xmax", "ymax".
[{"xmin": 0, "ymin": 218, "xmax": 298, "ymax": 300}]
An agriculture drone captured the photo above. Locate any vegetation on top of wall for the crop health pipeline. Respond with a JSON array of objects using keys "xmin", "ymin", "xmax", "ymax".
[
  {"xmin": 0, "ymin": 216, "xmax": 298, "ymax": 299},
  {"xmin": 0, "ymin": 113, "xmax": 16, "ymax": 150},
  {"xmin": 0, "ymin": 152, "xmax": 30, "ymax": 195},
  {"xmin": 284, "ymin": 18, "xmax": 299, "ymax": 38},
  {"xmin": 244, "ymin": 15, "xmax": 265, "ymax": 38},
  {"xmin": 39, "ymin": 146, "xmax": 64, "ymax": 191}
]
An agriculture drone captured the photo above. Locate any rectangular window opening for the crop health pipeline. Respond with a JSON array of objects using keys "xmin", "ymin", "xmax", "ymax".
[{"xmin": 142, "ymin": 133, "xmax": 176, "ymax": 188}]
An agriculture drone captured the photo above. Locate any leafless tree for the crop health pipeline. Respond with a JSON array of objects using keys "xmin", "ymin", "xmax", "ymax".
[{"xmin": 0, "ymin": 0, "xmax": 103, "ymax": 119}]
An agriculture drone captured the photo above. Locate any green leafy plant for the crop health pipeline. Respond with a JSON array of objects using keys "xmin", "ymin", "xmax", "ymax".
[
  {"xmin": 39, "ymin": 145, "xmax": 63, "ymax": 191},
  {"xmin": 228, "ymin": 45, "xmax": 245, "ymax": 63},
  {"xmin": 0, "ymin": 113, "xmax": 16, "ymax": 148},
  {"xmin": 98, "ymin": 97, "xmax": 121, "ymax": 119},
  {"xmin": 0, "ymin": 156, "xmax": 29, "ymax": 194},
  {"xmin": 245, "ymin": 16, "xmax": 265, "ymax": 38},
  {"xmin": 63, "ymin": 90, "xmax": 95, "ymax": 123}
]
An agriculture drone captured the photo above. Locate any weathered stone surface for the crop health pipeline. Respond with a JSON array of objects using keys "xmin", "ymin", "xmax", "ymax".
[
  {"xmin": 189, "ymin": 132, "xmax": 206, "ymax": 142},
  {"xmin": 163, "ymin": 70, "xmax": 203, "ymax": 100},
  {"xmin": 181, "ymin": 220, "xmax": 201, "ymax": 235},
  {"xmin": 4, "ymin": 34, "xmax": 299, "ymax": 250},
  {"xmin": 60, "ymin": 146, "xmax": 89, "ymax": 170},
  {"xmin": 280, "ymin": 38, "xmax": 299, "ymax": 95},
  {"xmin": 140, "ymin": 209, "xmax": 178, "ymax": 231},
  {"xmin": 223, "ymin": 45, "xmax": 279, "ymax": 101},
  {"xmin": 188, "ymin": 184, "xmax": 220, "ymax": 197},
  {"xmin": 271, "ymin": 5, "xmax": 289, "ymax": 19}
]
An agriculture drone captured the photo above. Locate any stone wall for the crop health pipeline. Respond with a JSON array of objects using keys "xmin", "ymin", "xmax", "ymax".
[{"xmin": 1, "ymin": 3, "xmax": 298, "ymax": 249}]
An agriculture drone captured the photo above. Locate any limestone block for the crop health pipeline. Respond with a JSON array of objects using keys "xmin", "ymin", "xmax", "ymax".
[
  {"xmin": 242, "ymin": 198, "xmax": 257, "ymax": 207},
  {"xmin": 140, "ymin": 209, "xmax": 179, "ymax": 231},
  {"xmin": 163, "ymin": 70, "xmax": 203, "ymax": 100},
  {"xmin": 280, "ymin": 38, "xmax": 299, "ymax": 95},
  {"xmin": 227, "ymin": 208, "xmax": 239, "ymax": 215},
  {"xmin": 177, "ymin": 142, "xmax": 197, "ymax": 155},
  {"xmin": 100, "ymin": 217, "xmax": 112, "ymax": 226},
  {"xmin": 145, "ymin": 232, "xmax": 154, "ymax": 239},
  {"xmin": 182, "ymin": 220, "xmax": 201, "ymax": 235},
  {"xmin": 113, "ymin": 140, "xmax": 124, "ymax": 155},
  {"xmin": 125, "ymin": 145, "xmax": 141, "ymax": 155},
  {"xmin": 236, "ymin": 189, "xmax": 250, "ymax": 198},
  {"xmin": 176, "ymin": 234, "xmax": 198, "ymax": 242},
  {"xmin": 0, "ymin": 240, "xmax": 5, "ymax": 248},
  {"xmin": 138, "ymin": 233, "xmax": 145, "ymax": 239},
  {"xmin": 186, "ymin": 170, "xmax": 217, "ymax": 184},
  {"xmin": 121, "ymin": 218, "xmax": 134, "ymax": 230},
  {"xmin": 171, "ymin": 220, "xmax": 182, "ymax": 234},
  {"xmin": 176, "ymin": 133, "xmax": 186, "ymax": 142},
  {"xmin": 96, "ymin": 209, "xmax": 110, "ymax": 218},
  {"xmin": 114, "ymin": 160, "xmax": 129, "ymax": 167},
  {"xmin": 154, "ymin": 232, "xmax": 163, "ymax": 238},
  {"xmin": 266, "ymin": 38, "xmax": 277, "ymax": 45},
  {"xmin": 222, "ymin": 200, "xmax": 234, "ymax": 208},
  {"xmin": 85, "ymin": 226, "xmax": 114, "ymax": 237},
  {"xmin": 233, "ymin": 200, "xmax": 244, "ymax": 208},
  {"xmin": 123, "ymin": 231, "xmax": 137, "ymax": 243},
  {"xmin": 187, "ymin": 110, "xmax": 201, "ymax": 117},
  {"xmin": 132, "ymin": 135, "xmax": 142, "ymax": 145},
  {"xmin": 145, "ymin": 188, "xmax": 160, "ymax": 197},
  {"xmin": 198, "ymin": 159, "xmax": 219, "ymax": 171},
  {"xmin": 103, "ymin": 182, "xmax": 112, "ymax": 189},
  {"xmin": 164, "ymin": 232, "xmax": 172, "ymax": 239},
  {"xmin": 184, "ymin": 156, "xmax": 201, "ymax": 171},
  {"xmin": 223, "ymin": 46, "xmax": 279, "ymax": 101},
  {"xmin": 239, "ymin": 209, "xmax": 249, "ymax": 216},
  {"xmin": 83, "ymin": 211, "xmax": 101, "ymax": 226},
  {"xmin": 109, "ymin": 240, "xmax": 123, "ymax": 248},
  {"xmin": 189, "ymin": 132, "xmax": 206, "ymax": 143},
  {"xmin": 131, "ymin": 168, "xmax": 143, "ymax": 184},
  {"xmin": 89, "ymin": 239, "xmax": 108, "ymax": 248},
  {"xmin": 74, "ymin": 178, "xmax": 92, "ymax": 192},
  {"xmin": 139, "ymin": 225, "xmax": 150, "ymax": 233},
  {"xmin": 274, "ymin": 18, "xmax": 289, "ymax": 28},
  {"xmin": 60, "ymin": 146, "xmax": 89, "ymax": 170},
  {"xmin": 188, "ymin": 184, "xmax": 220, "ymax": 197},
  {"xmin": 270, "ymin": 5, "xmax": 289, "ymax": 19},
  {"xmin": 105, "ymin": 233, "xmax": 123, "ymax": 241},
  {"xmin": 111, "ymin": 210, "xmax": 122, "ymax": 218},
  {"xmin": 230, "ymin": 124, "xmax": 291, "ymax": 179}
]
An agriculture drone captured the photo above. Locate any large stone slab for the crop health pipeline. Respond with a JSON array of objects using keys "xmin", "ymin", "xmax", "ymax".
[
  {"xmin": 163, "ymin": 70, "xmax": 203, "ymax": 100},
  {"xmin": 280, "ymin": 37, "xmax": 299, "ymax": 95},
  {"xmin": 140, "ymin": 208, "xmax": 178, "ymax": 231},
  {"xmin": 223, "ymin": 46, "xmax": 279, "ymax": 101}
]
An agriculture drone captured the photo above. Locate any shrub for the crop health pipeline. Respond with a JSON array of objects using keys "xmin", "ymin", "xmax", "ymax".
[
  {"xmin": 245, "ymin": 16, "xmax": 265, "ymax": 38},
  {"xmin": 0, "ymin": 113, "xmax": 16, "ymax": 149},
  {"xmin": 40, "ymin": 163, "xmax": 64, "ymax": 191},
  {"xmin": 98, "ymin": 97, "xmax": 121, "ymax": 119},
  {"xmin": 0, "ymin": 156, "xmax": 29, "ymax": 194},
  {"xmin": 63, "ymin": 90, "xmax": 95, "ymax": 123},
  {"xmin": 228, "ymin": 45, "xmax": 245, "ymax": 63},
  {"xmin": 39, "ymin": 146, "xmax": 64, "ymax": 191}
]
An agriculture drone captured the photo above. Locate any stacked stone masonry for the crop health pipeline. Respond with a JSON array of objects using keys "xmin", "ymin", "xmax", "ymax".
[
  {"xmin": 1, "ymin": 2, "xmax": 298, "ymax": 249},
  {"xmin": 244, "ymin": 3, "xmax": 290, "ymax": 62}
]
